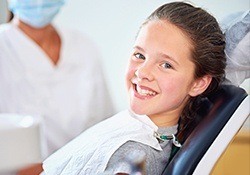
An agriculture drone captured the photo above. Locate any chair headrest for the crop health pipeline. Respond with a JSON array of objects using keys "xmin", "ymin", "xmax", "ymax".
[{"xmin": 162, "ymin": 84, "xmax": 248, "ymax": 175}]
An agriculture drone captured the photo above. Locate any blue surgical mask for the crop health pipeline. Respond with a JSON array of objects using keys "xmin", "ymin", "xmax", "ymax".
[{"xmin": 8, "ymin": 0, "xmax": 65, "ymax": 28}]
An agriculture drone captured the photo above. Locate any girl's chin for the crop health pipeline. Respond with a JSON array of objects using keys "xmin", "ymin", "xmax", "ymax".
[{"xmin": 129, "ymin": 106, "xmax": 147, "ymax": 116}]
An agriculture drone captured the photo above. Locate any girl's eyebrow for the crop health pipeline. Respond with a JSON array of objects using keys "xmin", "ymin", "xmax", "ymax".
[
  {"xmin": 133, "ymin": 45, "xmax": 145, "ymax": 52},
  {"xmin": 133, "ymin": 45, "xmax": 179, "ymax": 66},
  {"xmin": 158, "ymin": 52, "xmax": 180, "ymax": 66}
]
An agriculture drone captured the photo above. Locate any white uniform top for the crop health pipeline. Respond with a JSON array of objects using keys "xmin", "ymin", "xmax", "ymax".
[
  {"xmin": 42, "ymin": 110, "xmax": 163, "ymax": 175},
  {"xmin": 0, "ymin": 23, "xmax": 115, "ymax": 157}
]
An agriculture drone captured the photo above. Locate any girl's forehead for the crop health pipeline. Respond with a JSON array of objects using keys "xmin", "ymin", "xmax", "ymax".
[
  {"xmin": 135, "ymin": 20, "xmax": 193, "ymax": 55},
  {"xmin": 138, "ymin": 20, "xmax": 193, "ymax": 46}
]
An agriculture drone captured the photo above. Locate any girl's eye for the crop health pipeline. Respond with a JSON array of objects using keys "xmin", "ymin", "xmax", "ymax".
[
  {"xmin": 134, "ymin": 53, "xmax": 145, "ymax": 60},
  {"xmin": 161, "ymin": 62, "xmax": 173, "ymax": 69}
]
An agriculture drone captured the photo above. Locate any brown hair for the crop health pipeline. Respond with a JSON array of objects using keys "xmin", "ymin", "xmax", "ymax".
[{"xmin": 142, "ymin": 2, "xmax": 226, "ymax": 139}]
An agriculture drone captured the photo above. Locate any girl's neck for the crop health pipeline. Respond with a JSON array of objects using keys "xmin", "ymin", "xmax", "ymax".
[{"xmin": 149, "ymin": 113, "xmax": 179, "ymax": 127}]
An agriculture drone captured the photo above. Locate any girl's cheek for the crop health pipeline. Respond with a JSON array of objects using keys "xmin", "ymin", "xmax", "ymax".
[
  {"xmin": 125, "ymin": 63, "xmax": 136, "ymax": 88},
  {"xmin": 126, "ymin": 60, "xmax": 136, "ymax": 76}
]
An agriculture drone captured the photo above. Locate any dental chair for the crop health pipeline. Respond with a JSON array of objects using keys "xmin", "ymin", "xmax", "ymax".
[{"xmin": 162, "ymin": 84, "xmax": 250, "ymax": 175}]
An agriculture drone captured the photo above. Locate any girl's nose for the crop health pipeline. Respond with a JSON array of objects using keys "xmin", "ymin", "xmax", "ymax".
[{"xmin": 135, "ymin": 64, "xmax": 154, "ymax": 81}]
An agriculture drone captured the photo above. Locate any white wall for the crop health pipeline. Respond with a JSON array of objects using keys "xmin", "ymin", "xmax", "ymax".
[{"xmin": 1, "ymin": 0, "xmax": 249, "ymax": 112}]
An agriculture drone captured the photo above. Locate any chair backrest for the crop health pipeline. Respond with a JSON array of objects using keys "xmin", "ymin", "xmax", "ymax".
[{"xmin": 162, "ymin": 84, "xmax": 249, "ymax": 175}]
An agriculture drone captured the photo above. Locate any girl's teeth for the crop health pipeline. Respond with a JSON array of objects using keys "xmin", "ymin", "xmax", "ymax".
[{"xmin": 136, "ymin": 86, "xmax": 156, "ymax": 96}]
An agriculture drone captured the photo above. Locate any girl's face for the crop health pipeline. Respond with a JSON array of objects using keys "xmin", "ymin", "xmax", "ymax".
[{"xmin": 126, "ymin": 20, "xmax": 204, "ymax": 126}]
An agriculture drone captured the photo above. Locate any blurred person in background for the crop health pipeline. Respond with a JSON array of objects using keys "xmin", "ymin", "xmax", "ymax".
[{"xmin": 0, "ymin": 0, "xmax": 114, "ymax": 169}]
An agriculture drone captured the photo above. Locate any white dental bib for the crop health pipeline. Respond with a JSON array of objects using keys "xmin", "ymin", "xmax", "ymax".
[{"xmin": 42, "ymin": 110, "xmax": 162, "ymax": 174}]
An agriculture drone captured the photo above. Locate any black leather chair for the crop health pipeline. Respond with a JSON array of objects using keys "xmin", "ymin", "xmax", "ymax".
[{"xmin": 162, "ymin": 84, "xmax": 249, "ymax": 175}]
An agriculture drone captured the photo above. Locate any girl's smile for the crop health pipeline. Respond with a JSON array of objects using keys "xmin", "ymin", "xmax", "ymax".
[{"xmin": 132, "ymin": 78, "xmax": 158, "ymax": 100}]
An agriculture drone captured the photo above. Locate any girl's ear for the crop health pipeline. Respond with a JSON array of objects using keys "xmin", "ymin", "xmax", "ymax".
[{"xmin": 189, "ymin": 75, "xmax": 212, "ymax": 97}]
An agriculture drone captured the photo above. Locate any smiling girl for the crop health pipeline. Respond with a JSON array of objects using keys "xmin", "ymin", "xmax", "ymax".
[{"xmin": 42, "ymin": 2, "xmax": 226, "ymax": 175}]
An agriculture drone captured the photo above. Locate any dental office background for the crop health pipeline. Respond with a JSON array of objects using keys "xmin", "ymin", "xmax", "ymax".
[{"xmin": 0, "ymin": 0, "xmax": 249, "ymax": 113}]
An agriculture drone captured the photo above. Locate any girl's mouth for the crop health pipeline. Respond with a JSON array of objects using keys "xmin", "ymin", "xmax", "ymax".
[
  {"xmin": 133, "ymin": 83, "xmax": 158, "ymax": 99},
  {"xmin": 136, "ymin": 85, "xmax": 157, "ymax": 96}
]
